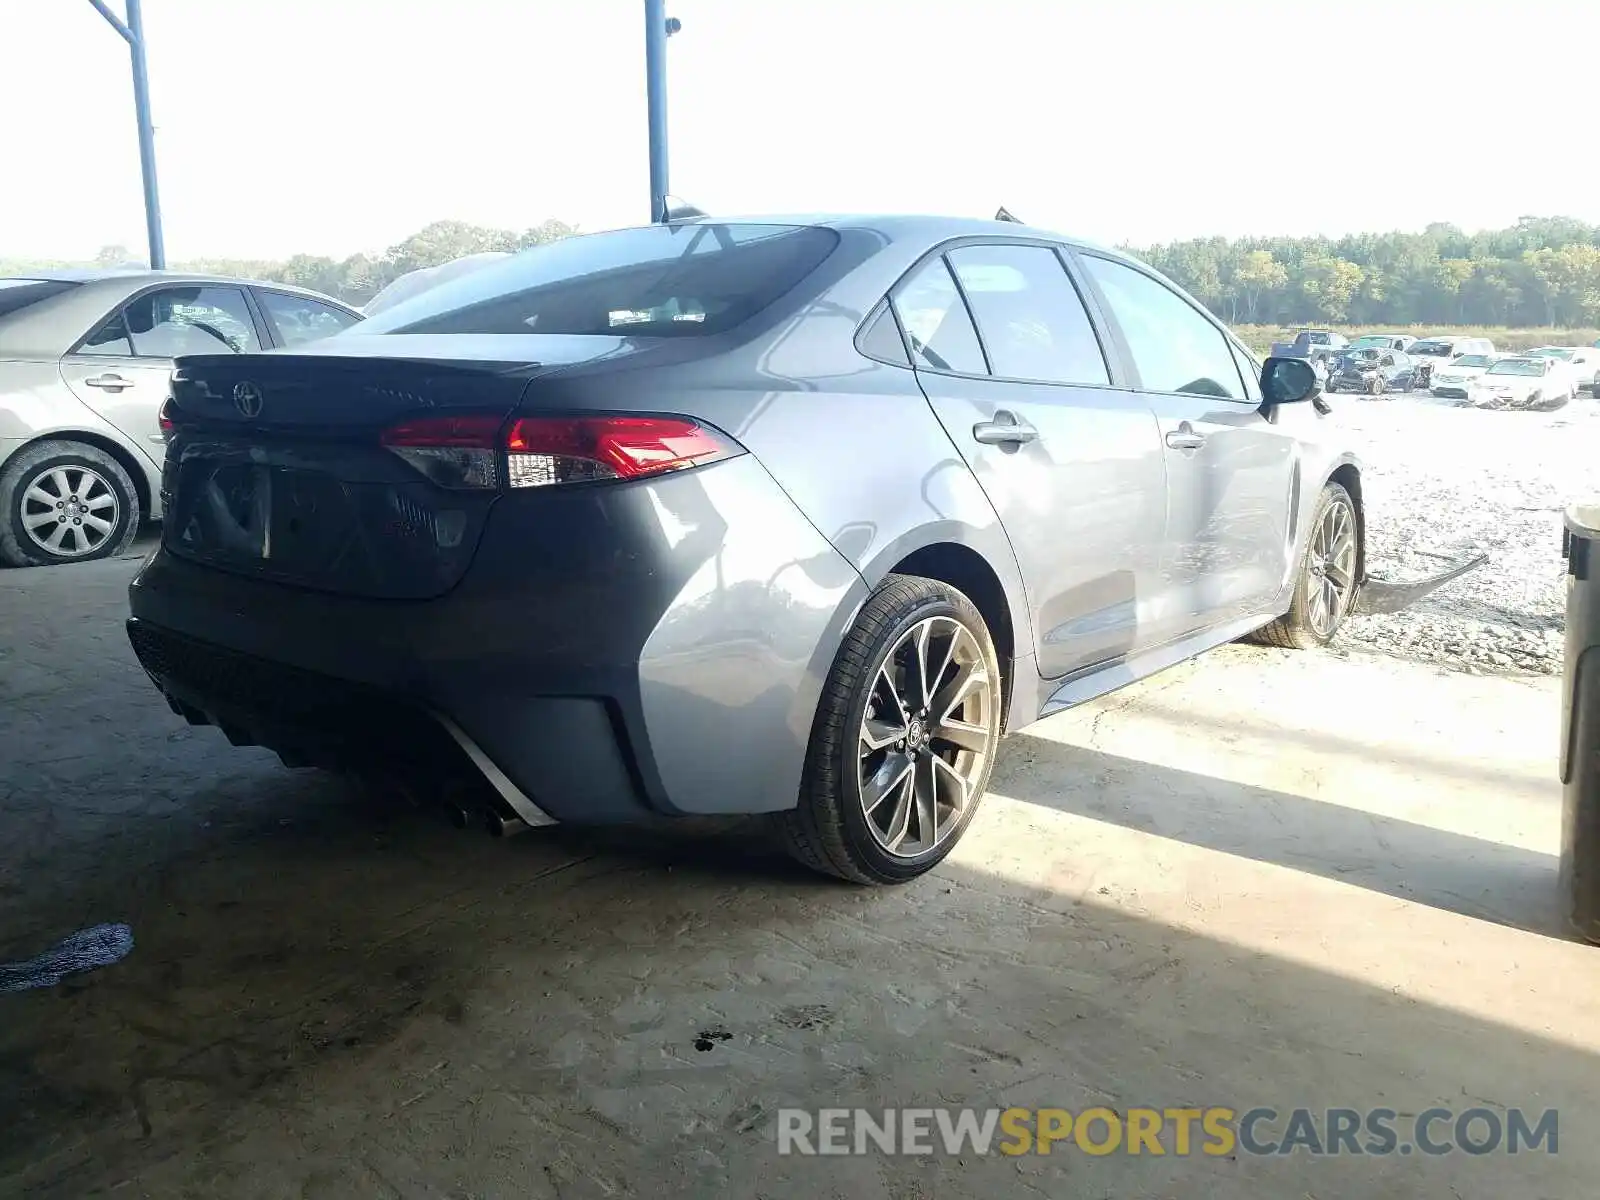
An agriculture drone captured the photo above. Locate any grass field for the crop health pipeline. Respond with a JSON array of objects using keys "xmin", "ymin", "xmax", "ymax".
[{"xmin": 1233, "ymin": 325, "xmax": 1600, "ymax": 357}]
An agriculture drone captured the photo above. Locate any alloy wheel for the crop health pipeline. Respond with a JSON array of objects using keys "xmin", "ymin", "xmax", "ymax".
[
  {"xmin": 857, "ymin": 616, "xmax": 995, "ymax": 858},
  {"xmin": 1305, "ymin": 498, "xmax": 1357, "ymax": 638},
  {"xmin": 19, "ymin": 465, "xmax": 121, "ymax": 558}
]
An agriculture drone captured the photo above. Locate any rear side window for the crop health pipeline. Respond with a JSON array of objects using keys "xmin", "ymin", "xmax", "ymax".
[
  {"xmin": 372, "ymin": 223, "xmax": 839, "ymax": 338},
  {"xmin": 946, "ymin": 244, "xmax": 1109, "ymax": 385},
  {"xmin": 857, "ymin": 303, "xmax": 910, "ymax": 366},
  {"xmin": 256, "ymin": 290, "xmax": 360, "ymax": 346},
  {"xmin": 1081, "ymin": 255, "xmax": 1247, "ymax": 399},
  {"xmin": 0, "ymin": 279, "xmax": 80, "ymax": 321},
  {"xmin": 891, "ymin": 258, "xmax": 987, "ymax": 375}
]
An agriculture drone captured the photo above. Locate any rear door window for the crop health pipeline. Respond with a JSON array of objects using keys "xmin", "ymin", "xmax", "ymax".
[
  {"xmin": 1080, "ymin": 255, "xmax": 1247, "ymax": 399},
  {"xmin": 121, "ymin": 286, "xmax": 262, "ymax": 357},
  {"xmin": 255, "ymin": 289, "xmax": 360, "ymax": 347},
  {"xmin": 945, "ymin": 244, "xmax": 1109, "ymax": 385},
  {"xmin": 891, "ymin": 257, "xmax": 987, "ymax": 376}
]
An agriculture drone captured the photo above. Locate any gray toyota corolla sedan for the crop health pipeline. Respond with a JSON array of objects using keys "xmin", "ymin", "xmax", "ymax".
[{"xmin": 126, "ymin": 215, "xmax": 1363, "ymax": 883}]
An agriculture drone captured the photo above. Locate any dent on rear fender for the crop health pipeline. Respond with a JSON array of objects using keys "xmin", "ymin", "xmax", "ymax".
[{"xmin": 636, "ymin": 455, "xmax": 868, "ymax": 816}]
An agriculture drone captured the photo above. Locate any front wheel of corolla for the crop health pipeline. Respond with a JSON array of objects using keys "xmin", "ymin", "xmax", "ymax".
[
  {"xmin": 1247, "ymin": 481, "xmax": 1359, "ymax": 650},
  {"xmin": 776, "ymin": 574, "xmax": 1002, "ymax": 884}
]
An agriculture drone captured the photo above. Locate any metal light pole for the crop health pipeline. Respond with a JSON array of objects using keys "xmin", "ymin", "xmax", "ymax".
[
  {"xmin": 87, "ymin": 0, "xmax": 166, "ymax": 267},
  {"xmin": 643, "ymin": 1, "xmax": 680, "ymax": 223}
]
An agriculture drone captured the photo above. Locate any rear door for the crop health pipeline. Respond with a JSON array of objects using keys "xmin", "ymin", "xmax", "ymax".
[
  {"xmin": 60, "ymin": 284, "xmax": 264, "ymax": 459},
  {"xmin": 897, "ymin": 241, "xmax": 1167, "ymax": 678},
  {"xmin": 1075, "ymin": 251, "xmax": 1296, "ymax": 643}
]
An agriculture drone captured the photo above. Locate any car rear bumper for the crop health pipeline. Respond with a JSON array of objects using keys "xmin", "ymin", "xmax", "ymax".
[{"xmin": 127, "ymin": 454, "xmax": 868, "ymax": 822}]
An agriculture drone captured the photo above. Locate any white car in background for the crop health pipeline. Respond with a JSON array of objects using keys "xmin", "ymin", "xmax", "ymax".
[
  {"xmin": 1429, "ymin": 352, "xmax": 1504, "ymax": 399},
  {"xmin": 1467, "ymin": 355, "xmax": 1575, "ymax": 410},
  {"xmin": 1521, "ymin": 346, "xmax": 1596, "ymax": 395}
]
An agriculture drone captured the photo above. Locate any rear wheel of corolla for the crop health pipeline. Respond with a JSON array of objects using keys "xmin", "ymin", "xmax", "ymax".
[
  {"xmin": 1248, "ymin": 482, "xmax": 1359, "ymax": 651},
  {"xmin": 776, "ymin": 575, "xmax": 1002, "ymax": 884},
  {"xmin": 0, "ymin": 440, "xmax": 140, "ymax": 568}
]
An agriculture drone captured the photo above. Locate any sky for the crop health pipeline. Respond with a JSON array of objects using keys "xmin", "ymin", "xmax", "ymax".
[{"xmin": 5, "ymin": 0, "xmax": 1599, "ymax": 264}]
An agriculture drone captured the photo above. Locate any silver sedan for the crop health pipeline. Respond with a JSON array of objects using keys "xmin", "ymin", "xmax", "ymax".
[{"xmin": 0, "ymin": 270, "xmax": 360, "ymax": 566}]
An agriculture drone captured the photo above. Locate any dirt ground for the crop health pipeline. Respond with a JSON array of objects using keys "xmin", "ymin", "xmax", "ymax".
[{"xmin": 3, "ymin": 546, "xmax": 1598, "ymax": 1199}]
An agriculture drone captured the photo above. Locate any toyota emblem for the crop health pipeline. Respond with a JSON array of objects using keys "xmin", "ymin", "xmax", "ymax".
[{"xmin": 232, "ymin": 381, "xmax": 264, "ymax": 418}]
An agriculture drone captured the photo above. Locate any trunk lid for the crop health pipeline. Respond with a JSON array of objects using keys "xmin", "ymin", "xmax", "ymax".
[{"xmin": 161, "ymin": 336, "xmax": 641, "ymax": 599}]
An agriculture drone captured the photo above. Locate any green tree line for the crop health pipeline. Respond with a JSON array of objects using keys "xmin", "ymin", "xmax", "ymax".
[
  {"xmin": 1130, "ymin": 216, "xmax": 1600, "ymax": 329},
  {"xmin": 0, "ymin": 218, "xmax": 579, "ymax": 306},
  {"xmin": 11, "ymin": 213, "xmax": 1600, "ymax": 328}
]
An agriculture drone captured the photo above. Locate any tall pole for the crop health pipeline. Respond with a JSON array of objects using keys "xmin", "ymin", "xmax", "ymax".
[
  {"xmin": 644, "ymin": 0, "xmax": 669, "ymax": 223},
  {"xmin": 87, "ymin": 0, "xmax": 165, "ymax": 268},
  {"xmin": 126, "ymin": 0, "xmax": 165, "ymax": 268}
]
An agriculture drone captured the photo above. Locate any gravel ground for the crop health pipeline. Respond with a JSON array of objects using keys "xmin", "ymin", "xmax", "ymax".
[{"xmin": 1330, "ymin": 390, "xmax": 1600, "ymax": 675}]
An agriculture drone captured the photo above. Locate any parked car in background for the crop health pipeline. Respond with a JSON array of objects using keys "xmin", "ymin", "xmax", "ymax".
[
  {"xmin": 0, "ymin": 271, "xmax": 362, "ymax": 566},
  {"xmin": 1347, "ymin": 333, "xmax": 1416, "ymax": 352},
  {"xmin": 1429, "ymin": 352, "xmax": 1503, "ymax": 399},
  {"xmin": 1326, "ymin": 347, "xmax": 1417, "ymax": 394},
  {"xmin": 1269, "ymin": 328, "xmax": 1348, "ymax": 368},
  {"xmin": 1467, "ymin": 355, "xmax": 1575, "ymax": 410},
  {"xmin": 1521, "ymin": 345, "xmax": 1598, "ymax": 395},
  {"xmin": 126, "ymin": 214, "xmax": 1370, "ymax": 884},
  {"xmin": 1568, "ymin": 348, "xmax": 1600, "ymax": 394},
  {"xmin": 1407, "ymin": 335, "xmax": 1495, "ymax": 390},
  {"xmin": 362, "ymin": 252, "xmax": 513, "ymax": 317}
]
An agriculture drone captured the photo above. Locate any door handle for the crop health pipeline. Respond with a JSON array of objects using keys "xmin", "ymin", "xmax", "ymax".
[
  {"xmin": 972, "ymin": 412, "xmax": 1038, "ymax": 446},
  {"xmin": 1165, "ymin": 424, "xmax": 1206, "ymax": 451},
  {"xmin": 84, "ymin": 374, "xmax": 131, "ymax": 392}
]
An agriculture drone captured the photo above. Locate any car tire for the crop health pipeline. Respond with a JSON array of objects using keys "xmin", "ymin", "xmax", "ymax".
[
  {"xmin": 0, "ymin": 440, "xmax": 141, "ymax": 568},
  {"xmin": 774, "ymin": 574, "xmax": 1002, "ymax": 884},
  {"xmin": 1367, "ymin": 375, "xmax": 1385, "ymax": 396},
  {"xmin": 1246, "ymin": 481, "xmax": 1359, "ymax": 651}
]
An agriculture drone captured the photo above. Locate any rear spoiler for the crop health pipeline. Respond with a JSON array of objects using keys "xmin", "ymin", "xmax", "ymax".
[{"xmin": 1351, "ymin": 551, "xmax": 1488, "ymax": 616}]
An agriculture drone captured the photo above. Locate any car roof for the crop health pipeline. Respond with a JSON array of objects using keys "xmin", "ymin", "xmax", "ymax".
[
  {"xmin": 11, "ymin": 266, "xmax": 314, "ymax": 290},
  {"xmin": 662, "ymin": 212, "xmax": 1120, "ymax": 256}
]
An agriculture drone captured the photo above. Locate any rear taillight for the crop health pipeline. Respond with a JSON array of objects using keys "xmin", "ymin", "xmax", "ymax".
[
  {"xmin": 379, "ymin": 414, "xmax": 741, "ymax": 491},
  {"xmin": 380, "ymin": 415, "xmax": 504, "ymax": 489},
  {"xmin": 505, "ymin": 416, "xmax": 738, "ymax": 488},
  {"xmin": 158, "ymin": 397, "xmax": 176, "ymax": 440}
]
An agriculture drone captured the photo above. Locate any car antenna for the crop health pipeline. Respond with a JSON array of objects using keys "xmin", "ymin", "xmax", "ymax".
[
  {"xmin": 664, "ymin": 196, "xmax": 708, "ymax": 225},
  {"xmin": 995, "ymin": 206, "xmax": 1023, "ymax": 224}
]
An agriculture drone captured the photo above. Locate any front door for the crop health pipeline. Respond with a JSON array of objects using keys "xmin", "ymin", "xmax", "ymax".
[
  {"xmin": 60, "ymin": 284, "xmax": 262, "ymax": 455},
  {"xmin": 893, "ymin": 242, "xmax": 1168, "ymax": 678},
  {"xmin": 1076, "ymin": 252, "xmax": 1296, "ymax": 642}
]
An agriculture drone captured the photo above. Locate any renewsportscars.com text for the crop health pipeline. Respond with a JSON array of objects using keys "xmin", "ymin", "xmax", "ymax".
[{"xmin": 776, "ymin": 1106, "xmax": 1558, "ymax": 1157}]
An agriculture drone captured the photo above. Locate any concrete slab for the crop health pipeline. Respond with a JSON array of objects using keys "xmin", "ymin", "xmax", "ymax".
[{"xmin": 2, "ymin": 553, "xmax": 1596, "ymax": 1198}]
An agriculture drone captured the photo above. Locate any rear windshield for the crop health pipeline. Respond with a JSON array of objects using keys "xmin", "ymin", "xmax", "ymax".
[
  {"xmin": 1410, "ymin": 340, "xmax": 1452, "ymax": 355},
  {"xmin": 0, "ymin": 279, "xmax": 79, "ymax": 321},
  {"xmin": 366, "ymin": 224, "xmax": 840, "ymax": 338}
]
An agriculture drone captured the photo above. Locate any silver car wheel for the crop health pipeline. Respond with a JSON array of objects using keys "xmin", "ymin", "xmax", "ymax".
[
  {"xmin": 19, "ymin": 465, "xmax": 121, "ymax": 558},
  {"xmin": 858, "ymin": 615, "xmax": 995, "ymax": 858},
  {"xmin": 1305, "ymin": 496, "xmax": 1357, "ymax": 638}
]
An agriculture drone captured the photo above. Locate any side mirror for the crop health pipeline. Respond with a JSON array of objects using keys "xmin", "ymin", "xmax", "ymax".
[{"xmin": 1262, "ymin": 355, "xmax": 1322, "ymax": 405}]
